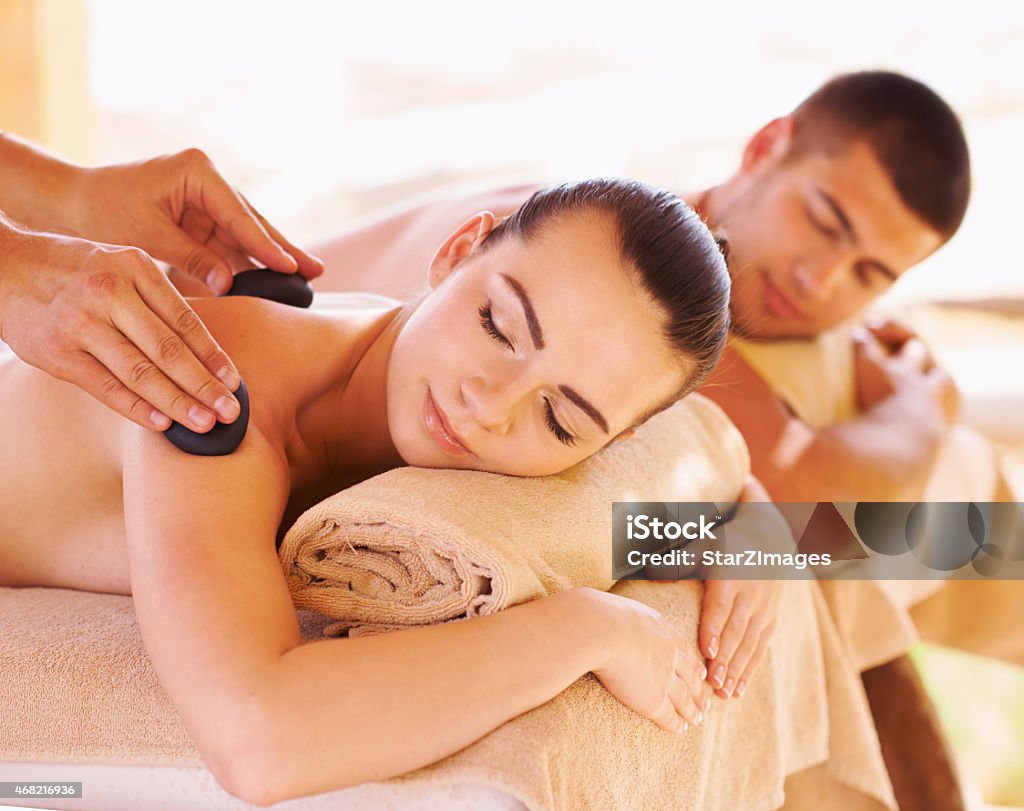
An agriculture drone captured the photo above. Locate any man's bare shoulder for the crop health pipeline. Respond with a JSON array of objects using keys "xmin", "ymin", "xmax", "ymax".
[{"xmin": 700, "ymin": 345, "xmax": 801, "ymax": 440}]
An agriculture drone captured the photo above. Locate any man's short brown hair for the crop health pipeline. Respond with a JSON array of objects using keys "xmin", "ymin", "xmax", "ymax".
[{"xmin": 788, "ymin": 71, "xmax": 971, "ymax": 242}]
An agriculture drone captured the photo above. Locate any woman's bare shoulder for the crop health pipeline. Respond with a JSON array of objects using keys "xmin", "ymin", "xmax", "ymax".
[{"xmin": 185, "ymin": 295, "xmax": 396, "ymax": 444}]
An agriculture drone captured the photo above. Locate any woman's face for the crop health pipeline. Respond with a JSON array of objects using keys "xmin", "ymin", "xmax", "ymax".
[{"xmin": 386, "ymin": 210, "xmax": 689, "ymax": 476}]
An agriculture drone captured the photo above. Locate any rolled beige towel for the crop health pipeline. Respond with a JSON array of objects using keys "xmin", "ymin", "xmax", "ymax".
[{"xmin": 278, "ymin": 394, "xmax": 750, "ymax": 636}]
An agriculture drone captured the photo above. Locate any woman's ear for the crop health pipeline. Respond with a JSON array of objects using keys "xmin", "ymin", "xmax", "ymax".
[{"xmin": 427, "ymin": 211, "xmax": 496, "ymax": 289}]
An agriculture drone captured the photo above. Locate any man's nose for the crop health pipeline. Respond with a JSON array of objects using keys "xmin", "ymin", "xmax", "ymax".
[
  {"xmin": 792, "ymin": 248, "xmax": 849, "ymax": 299},
  {"xmin": 460, "ymin": 372, "xmax": 532, "ymax": 436}
]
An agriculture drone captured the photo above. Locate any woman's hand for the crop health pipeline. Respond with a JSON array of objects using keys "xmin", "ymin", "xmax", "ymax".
[
  {"xmin": 0, "ymin": 221, "xmax": 241, "ymax": 433},
  {"xmin": 67, "ymin": 148, "xmax": 324, "ymax": 294},
  {"xmin": 698, "ymin": 476, "xmax": 782, "ymax": 699},
  {"xmin": 698, "ymin": 578, "xmax": 780, "ymax": 699},
  {"xmin": 582, "ymin": 588, "xmax": 713, "ymax": 733}
]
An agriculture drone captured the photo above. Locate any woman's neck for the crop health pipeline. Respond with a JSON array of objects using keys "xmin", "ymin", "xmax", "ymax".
[{"xmin": 295, "ymin": 302, "xmax": 413, "ymax": 484}]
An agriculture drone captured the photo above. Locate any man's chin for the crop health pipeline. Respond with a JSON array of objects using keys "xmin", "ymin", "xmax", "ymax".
[{"xmin": 731, "ymin": 314, "xmax": 822, "ymax": 341}]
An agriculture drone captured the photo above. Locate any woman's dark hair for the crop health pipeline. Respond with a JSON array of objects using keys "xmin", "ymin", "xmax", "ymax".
[{"xmin": 481, "ymin": 177, "xmax": 731, "ymax": 408}]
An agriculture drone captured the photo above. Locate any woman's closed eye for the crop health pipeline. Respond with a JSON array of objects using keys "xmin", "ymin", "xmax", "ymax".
[
  {"xmin": 479, "ymin": 304, "xmax": 513, "ymax": 350},
  {"xmin": 479, "ymin": 302, "xmax": 575, "ymax": 446},
  {"xmin": 543, "ymin": 396, "xmax": 576, "ymax": 446}
]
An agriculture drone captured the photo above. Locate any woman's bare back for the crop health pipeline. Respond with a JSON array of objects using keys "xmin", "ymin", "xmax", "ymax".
[
  {"xmin": 0, "ymin": 348, "xmax": 132, "ymax": 592},
  {"xmin": 0, "ymin": 294, "xmax": 401, "ymax": 596}
]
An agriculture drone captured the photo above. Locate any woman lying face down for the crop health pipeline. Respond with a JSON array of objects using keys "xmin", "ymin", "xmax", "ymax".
[{"xmin": 0, "ymin": 178, "xmax": 729, "ymax": 804}]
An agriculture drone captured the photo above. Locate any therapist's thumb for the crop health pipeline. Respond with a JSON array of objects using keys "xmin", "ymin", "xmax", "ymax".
[{"xmin": 157, "ymin": 229, "xmax": 233, "ymax": 295}]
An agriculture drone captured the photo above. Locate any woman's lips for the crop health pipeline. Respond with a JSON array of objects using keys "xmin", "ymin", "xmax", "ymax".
[
  {"xmin": 424, "ymin": 388, "xmax": 471, "ymax": 456},
  {"xmin": 761, "ymin": 273, "xmax": 804, "ymax": 320}
]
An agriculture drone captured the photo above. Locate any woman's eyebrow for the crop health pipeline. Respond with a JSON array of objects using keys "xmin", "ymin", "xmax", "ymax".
[
  {"xmin": 496, "ymin": 272, "xmax": 608, "ymax": 434},
  {"xmin": 499, "ymin": 273, "xmax": 545, "ymax": 349},
  {"xmin": 558, "ymin": 385, "xmax": 609, "ymax": 435}
]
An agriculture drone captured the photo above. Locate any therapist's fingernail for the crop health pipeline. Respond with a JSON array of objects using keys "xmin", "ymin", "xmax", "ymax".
[
  {"xmin": 215, "ymin": 396, "xmax": 239, "ymax": 421},
  {"xmin": 735, "ymin": 680, "xmax": 746, "ymax": 698},
  {"xmin": 206, "ymin": 269, "xmax": 229, "ymax": 294},
  {"xmin": 217, "ymin": 366, "xmax": 240, "ymax": 390},
  {"xmin": 151, "ymin": 410, "xmax": 172, "ymax": 430},
  {"xmin": 713, "ymin": 664, "xmax": 726, "ymax": 687},
  {"xmin": 189, "ymin": 405, "xmax": 214, "ymax": 429},
  {"xmin": 708, "ymin": 635, "xmax": 719, "ymax": 659}
]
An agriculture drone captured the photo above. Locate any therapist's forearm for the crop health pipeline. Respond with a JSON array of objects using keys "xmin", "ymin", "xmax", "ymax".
[
  {"xmin": 254, "ymin": 587, "xmax": 610, "ymax": 804},
  {"xmin": 763, "ymin": 390, "xmax": 946, "ymax": 502},
  {"xmin": 0, "ymin": 132, "xmax": 82, "ymax": 233}
]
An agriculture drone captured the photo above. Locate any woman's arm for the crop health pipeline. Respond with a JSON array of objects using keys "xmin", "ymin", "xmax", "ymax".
[{"xmin": 123, "ymin": 424, "xmax": 708, "ymax": 806}]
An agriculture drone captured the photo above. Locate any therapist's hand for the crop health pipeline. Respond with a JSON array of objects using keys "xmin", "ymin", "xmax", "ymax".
[
  {"xmin": 68, "ymin": 147, "xmax": 324, "ymax": 294},
  {"xmin": 0, "ymin": 220, "xmax": 242, "ymax": 433}
]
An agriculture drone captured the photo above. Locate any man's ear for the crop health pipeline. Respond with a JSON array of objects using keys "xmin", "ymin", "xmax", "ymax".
[
  {"xmin": 427, "ymin": 211, "xmax": 496, "ymax": 289},
  {"xmin": 739, "ymin": 116, "xmax": 795, "ymax": 175},
  {"xmin": 609, "ymin": 427, "xmax": 637, "ymax": 445}
]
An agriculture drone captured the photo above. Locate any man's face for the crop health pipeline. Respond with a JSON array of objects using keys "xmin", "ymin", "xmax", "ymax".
[
  {"xmin": 386, "ymin": 212, "xmax": 688, "ymax": 476},
  {"xmin": 718, "ymin": 138, "xmax": 944, "ymax": 339}
]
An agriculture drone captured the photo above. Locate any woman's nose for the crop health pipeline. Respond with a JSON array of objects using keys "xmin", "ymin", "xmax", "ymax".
[{"xmin": 461, "ymin": 374, "xmax": 529, "ymax": 436}]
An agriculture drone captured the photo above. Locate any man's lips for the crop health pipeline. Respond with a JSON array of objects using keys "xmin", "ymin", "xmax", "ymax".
[
  {"xmin": 761, "ymin": 273, "xmax": 804, "ymax": 320},
  {"xmin": 424, "ymin": 388, "xmax": 471, "ymax": 456}
]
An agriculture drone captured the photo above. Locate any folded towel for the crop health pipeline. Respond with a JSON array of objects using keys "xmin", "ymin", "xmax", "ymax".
[
  {"xmin": 278, "ymin": 393, "xmax": 750, "ymax": 636},
  {"xmin": 0, "ymin": 581, "xmax": 894, "ymax": 810}
]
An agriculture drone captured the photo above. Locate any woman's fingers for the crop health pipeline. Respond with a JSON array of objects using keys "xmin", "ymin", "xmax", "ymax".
[
  {"xmin": 699, "ymin": 579, "xmax": 733, "ymax": 661},
  {"xmin": 720, "ymin": 621, "xmax": 763, "ymax": 697},
  {"xmin": 708, "ymin": 594, "xmax": 752, "ymax": 696},
  {"xmin": 734, "ymin": 635, "xmax": 770, "ymax": 699}
]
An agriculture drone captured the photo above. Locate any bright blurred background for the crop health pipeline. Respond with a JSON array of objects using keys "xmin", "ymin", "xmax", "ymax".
[{"xmin": 1, "ymin": 0, "xmax": 1022, "ymax": 804}]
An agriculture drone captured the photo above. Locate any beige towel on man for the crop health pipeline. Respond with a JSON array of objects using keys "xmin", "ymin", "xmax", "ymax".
[
  {"xmin": 732, "ymin": 320, "xmax": 1012, "ymax": 671},
  {"xmin": 0, "ymin": 581, "xmax": 894, "ymax": 811},
  {"xmin": 279, "ymin": 394, "xmax": 750, "ymax": 637}
]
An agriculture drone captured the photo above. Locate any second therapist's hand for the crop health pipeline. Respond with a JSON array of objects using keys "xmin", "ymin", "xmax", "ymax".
[
  {"xmin": 66, "ymin": 148, "xmax": 324, "ymax": 294},
  {"xmin": 0, "ymin": 224, "xmax": 242, "ymax": 433},
  {"xmin": 853, "ymin": 323, "xmax": 960, "ymax": 425}
]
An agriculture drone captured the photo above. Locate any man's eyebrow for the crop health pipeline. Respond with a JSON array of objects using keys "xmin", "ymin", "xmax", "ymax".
[
  {"xmin": 858, "ymin": 259, "xmax": 898, "ymax": 282},
  {"xmin": 558, "ymin": 385, "xmax": 609, "ymax": 435},
  {"xmin": 815, "ymin": 188, "xmax": 898, "ymax": 281},
  {"xmin": 499, "ymin": 273, "xmax": 544, "ymax": 350},
  {"xmin": 816, "ymin": 187, "xmax": 856, "ymax": 243}
]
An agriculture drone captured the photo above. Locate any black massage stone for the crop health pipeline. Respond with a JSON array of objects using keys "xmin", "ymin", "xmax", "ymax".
[
  {"xmin": 164, "ymin": 378, "xmax": 250, "ymax": 456},
  {"xmin": 163, "ymin": 268, "xmax": 313, "ymax": 455},
  {"xmin": 224, "ymin": 267, "xmax": 314, "ymax": 308}
]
